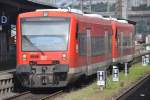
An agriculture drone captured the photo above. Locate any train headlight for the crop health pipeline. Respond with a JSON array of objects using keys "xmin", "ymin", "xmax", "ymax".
[
  {"xmin": 62, "ymin": 53, "xmax": 67, "ymax": 61},
  {"xmin": 22, "ymin": 54, "xmax": 27, "ymax": 60}
]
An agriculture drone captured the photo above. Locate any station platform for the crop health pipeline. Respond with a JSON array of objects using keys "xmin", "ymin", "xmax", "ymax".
[{"xmin": 0, "ymin": 69, "xmax": 15, "ymax": 99}]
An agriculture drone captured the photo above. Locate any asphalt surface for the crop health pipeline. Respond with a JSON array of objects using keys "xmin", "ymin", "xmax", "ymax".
[{"xmin": 126, "ymin": 76, "xmax": 150, "ymax": 100}]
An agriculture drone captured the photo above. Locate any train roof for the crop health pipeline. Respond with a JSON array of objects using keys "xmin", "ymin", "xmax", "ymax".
[
  {"xmin": 84, "ymin": 14, "xmax": 103, "ymax": 19},
  {"xmin": 36, "ymin": 8, "xmax": 84, "ymax": 15},
  {"xmin": 30, "ymin": 8, "xmax": 135, "ymax": 25}
]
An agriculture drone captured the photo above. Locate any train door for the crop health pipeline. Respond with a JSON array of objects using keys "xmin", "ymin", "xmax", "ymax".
[
  {"xmin": 131, "ymin": 31, "xmax": 134, "ymax": 57},
  {"xmin": 86, "ymin": 28, "xmax": 92, "ymax": 75},
  {"xmin": 105, "ymin": 31, "xmax": 109, "ymax": 61},
  {"xmin": 120, "ymin": 32, "xmax": 124, "ymax": 61}
]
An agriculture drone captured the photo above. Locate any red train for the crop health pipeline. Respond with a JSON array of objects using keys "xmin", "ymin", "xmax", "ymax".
[{"xmin": 16, "ymin": 9, "xmax": 135, "ymax": 88}]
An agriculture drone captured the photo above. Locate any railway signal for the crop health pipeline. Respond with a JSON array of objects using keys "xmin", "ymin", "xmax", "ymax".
[
  {"xmin": 125, "ymin": 63, "xmax": 129, "ymax": 76},
  {"xmin": 145, "ymin": 54, "xmax": 149, "ymax": 64},
  {"xmin": 142, "ymin": 55, "xmax": 148, "ymax": 66},
  {"xmin": 97, "ymin": 70, "xmax": 106, "ymax": 90},
  {"xmin": 112, "ymin": 66, "xmax": 119, "ymax": 82},
  {"xmin": 142, "ymin": 56, "xmax": 145, "ymax": 66}
]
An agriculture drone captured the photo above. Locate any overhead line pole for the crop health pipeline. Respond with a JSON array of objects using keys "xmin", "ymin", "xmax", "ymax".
[
  {"xmin": 115, "ymin": 0, "xmax": 128, "ymax": 19},
  {"xmin": 80, "ymin": 0, "xmax": 83, "ymax": 12},
  {"xmin": 89, "ymin": 0, "xmax": 92, "ymax": 12}
]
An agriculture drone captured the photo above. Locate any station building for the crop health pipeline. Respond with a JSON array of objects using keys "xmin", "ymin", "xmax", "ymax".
[{"xmin": 0, "ymin": 0, "xmax": 56, "ymax": 69}]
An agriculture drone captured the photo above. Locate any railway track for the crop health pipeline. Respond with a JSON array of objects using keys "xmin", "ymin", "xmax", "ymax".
[
  {"xmin": 4, "ymin": 90, "xmax": 63, "ymax": 100},
  {"xmin": 115, "ymin": 74, "xmax": 150, "ymax": 100},
  {"xmin": 39, "ymin": 90, "xmax": 63, "ymax": 100}
]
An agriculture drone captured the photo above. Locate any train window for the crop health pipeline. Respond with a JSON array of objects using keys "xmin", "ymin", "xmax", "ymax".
[
  {"xmin": 78, "ymin": 34, "xmax": 106, "ymax": 56},
  {"xmin": 130, "ymin": 32, "xmax": 133, "ymax": 46},
  {"xmin": 117, "ymin": 32, "xmax": 120, "ymax": 48},
  {"xmin": 91, "ymin": 36, "xmax": 105, "ymax": 56},
  {"xmin": 123, "ymin": 37, "xmax": 128, "ymax": 47},
  {"xmin": 118, "ymin": 32, "xmax": 124, "ymax": 49},
  {"xmin": 76, "ymin": 23, "xmax": 79, "ymax": 39},
  {"xmin": 21, "ymin": 17, "xmax": 70, "ymax": 51},
  {"xmin": 108, "ymin": 33, "xmax": 112, "ymax": 50},
  {"xmin": 78, "ymin": 34, "xmax": 87, "ymax": 56},
  {"xmin": 123, "ymin": 35, "xmax": 131, "ymax": 48}
]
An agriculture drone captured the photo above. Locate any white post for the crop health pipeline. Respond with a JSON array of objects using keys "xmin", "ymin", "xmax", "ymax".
[
  {"xmin": 97, "ymin": 71, "xmax": 106, "ymax": 91},
  {"xmin": 125, "ymin": 63, "xmax": 128, "ymax": 76},
  {"xmin": 142, "ymin": 55, "xmax": 147, "ymax": 66},
  {"xmin": 145, "ymin": 54, "xmax": 149, "ymax": 64},
  {"xmin": 146, "ymin": 36, "xmax": 150, "ymax": 51},
  {"xmin": 112, "ymin": 66, "xmax": 119, "ymax": 82}
]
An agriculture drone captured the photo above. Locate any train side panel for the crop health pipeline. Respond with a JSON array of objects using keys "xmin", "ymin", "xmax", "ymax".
[
  {"xmin": 112, "ymin": 21, "xmax": 135, "ymax": 64},
  {"xmin": 73, "ymin": 16, "xmax": 112, "ymax": 76}
]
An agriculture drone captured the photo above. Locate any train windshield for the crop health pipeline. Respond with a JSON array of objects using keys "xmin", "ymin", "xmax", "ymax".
[{"xmin": 21, "ymin": 17, "xmax": 70, "ymax": 51}]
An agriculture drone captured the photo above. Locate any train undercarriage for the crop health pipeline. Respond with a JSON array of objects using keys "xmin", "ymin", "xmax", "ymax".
[{"xmin": 16, "ymin": 64, "xmax": 70, "ymax": 88}]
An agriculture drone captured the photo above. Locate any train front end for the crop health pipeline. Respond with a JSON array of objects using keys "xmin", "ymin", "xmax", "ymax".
[{"xmin": 16, "ymin": 10, "xmax": 76, "ymax": 88}]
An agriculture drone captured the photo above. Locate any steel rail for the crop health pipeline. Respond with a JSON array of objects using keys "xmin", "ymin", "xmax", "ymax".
[
  {"xmin": 115, "ymin": 74, "xmax": 150, "ymax": 100},
  {"xmin": 39, "ymin": 90, "xmax": 63, "ymax": 100},
  {"xmin": 4, "ymin": 91, "xmax": 31, "ymax": 100}
]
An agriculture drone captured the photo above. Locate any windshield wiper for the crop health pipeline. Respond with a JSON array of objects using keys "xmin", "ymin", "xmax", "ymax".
[{"xmin": 23, "ymin": 36, "xmax": 45, "ymax": 55}]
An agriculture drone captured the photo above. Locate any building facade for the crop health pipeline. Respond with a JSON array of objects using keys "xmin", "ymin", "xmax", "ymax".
[{"xmin": 31, "ymin": 0, "xmax": 150, "ymax": 34}]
